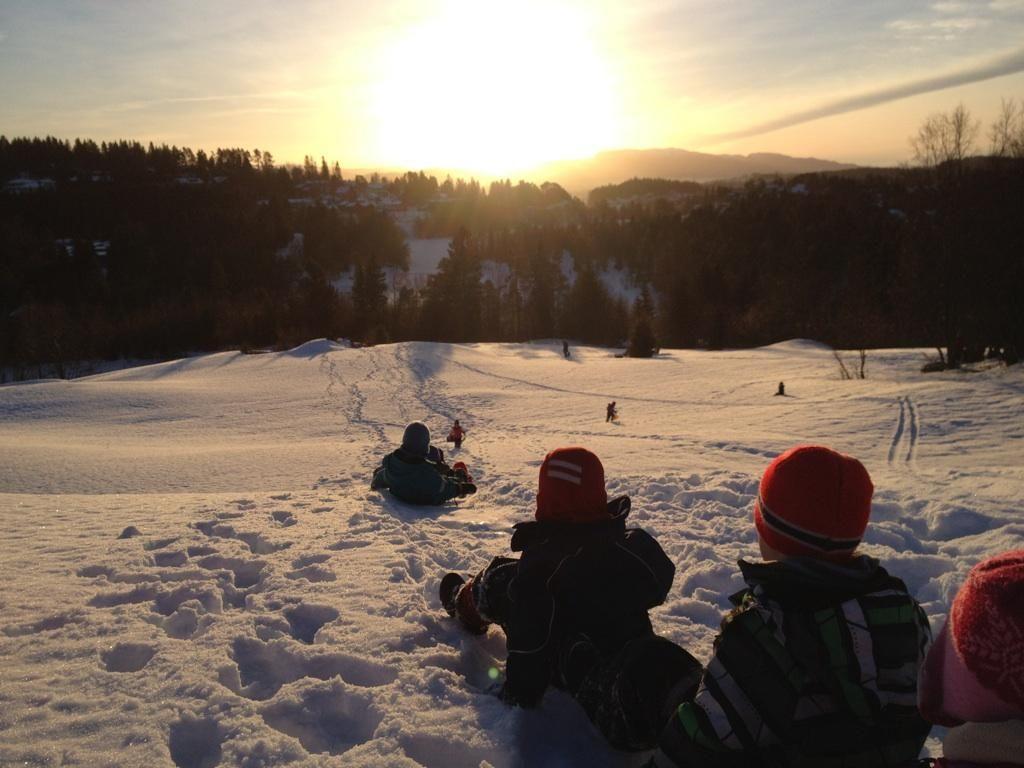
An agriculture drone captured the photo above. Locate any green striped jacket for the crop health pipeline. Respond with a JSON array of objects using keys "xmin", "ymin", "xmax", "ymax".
[{"xmin": 650, "ymin": 556, "xmax": 932, "ymax": 768}]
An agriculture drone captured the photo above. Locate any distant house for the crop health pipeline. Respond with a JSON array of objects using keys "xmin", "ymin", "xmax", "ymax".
[{"xmin": 3, "ymin": 176, "xmax": 56, "ymax": 194}]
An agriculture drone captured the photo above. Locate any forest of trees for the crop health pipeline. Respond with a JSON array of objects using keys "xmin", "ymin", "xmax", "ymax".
[{"xmin": 1, "ymin": 102, "xmax": 1022, "ymax": 378}]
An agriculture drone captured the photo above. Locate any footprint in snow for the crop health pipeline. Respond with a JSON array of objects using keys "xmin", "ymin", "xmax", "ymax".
[
  {"xmin": 148, "ymin": 605, "xmax": 208, "ymax": 640},
  {"xmin": 168, "ymin": 714, "xmax": 222, "ymax": 768},
  {"xmin": 153, "ymin": 585, "xmax": 224, "ymax": 616},
  {"xmin": 327, "ymin": 539, "xmax": 371, "ymax": 551},
  {"xmin": 196, "ymin": 555, "xmax": 267, "ymax": 589},
  {"xmin": 291, "ymin": 553, "xmax": 330, "ymax": 568},
  {"xmin": 151, "ymin": 550, "xmax": 188, "ymax": 567},
  {"xmin": 100, "ymin": 642, "xmax": 155, "ymax": 672},
  {"xmin": 193, "ymin": 521, "xmax": 291, "ymax": 555},
  {"xmin": 405, "ymin": 554, "xmax": 425, "ymax": 581},
  {"xmin": 400, "ymin": 732, "xmax": 503, "ymax": 768},
  {"xmin": 283, "ymin": 603, "xmax": 340, "ymax": 644},
  {"xmin": 261, "ymin": 679, "xmax": 382, "ymax": 756},
  {"xmin": 286, "ymin": 565, "xmax": 336, "ymax": 583},
  {"xmin": 219, "ymin": 637, "xmax": 397, "ymax": 701},
  {"xmin": 143, "ymin": 537, "xmax": 178, "ymax": 551},
  {"xmin": 77, "ymin": 564, "xmax": 115, "ymax": 578},
  {"xmin": 3, "ymin": 611, "xmax": 82, "ymax": 637}
]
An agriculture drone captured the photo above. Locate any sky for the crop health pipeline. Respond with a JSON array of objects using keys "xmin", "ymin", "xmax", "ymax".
[{"xmin": 2, "ymin": 0, "xmax": 1024, "ymax": 174}]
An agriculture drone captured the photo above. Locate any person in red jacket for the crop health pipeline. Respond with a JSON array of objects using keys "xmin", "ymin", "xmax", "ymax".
[
  {"xmin": 447, "ymin": 419, "xmax": 466, "ymax": 448},
  {"xmin": 918, "ymin": 549, "xmax": 1024, "ymax": 767}
]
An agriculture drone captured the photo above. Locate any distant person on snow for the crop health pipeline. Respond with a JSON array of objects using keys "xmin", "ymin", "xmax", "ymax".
[
  {"xmin": 606, "ymin": 401, "xmax": 617, "ymax": 422},
  {"xmin": 563, "ymin": 340, "xmax": 571, "ymax": 359},
  {"xmin": 440, "ymin": 447, "xmax": 701, "ymax": 750},
  {"xmin": 447, "ymin": 420, "xmax": 466, "ymax": 449},
  {"xmin": 648, "ymin": 445, "xmax": 932, "ymax": 767},
  {"xmin": 918, "ymin": 549, "xmax": 1024, "ymax": 767},
  {"xmin": 371, "ymin": 421, "xmax": 476, "ymax": 505}
]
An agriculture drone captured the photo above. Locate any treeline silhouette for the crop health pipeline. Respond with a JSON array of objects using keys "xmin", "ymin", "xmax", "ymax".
[{"xmin": 1, "ymin": 135, "xmax": 1021, "ymax": 377}]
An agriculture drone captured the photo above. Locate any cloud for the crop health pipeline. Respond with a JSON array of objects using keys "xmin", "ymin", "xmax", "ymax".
[
  {"xmin": 888, "ymin": 14, "xmax": 992, "ymax": 36},
  {"xmin": 931, "ymin": 16, "xmax": 991, "ymax": 30},
  {"xmin": 95, "ymin": 90, "xmax": 322, "ymax": 115},
  {"xmin": 699, "ymin": 46, "xmax": 1024, "ymax": 145}
]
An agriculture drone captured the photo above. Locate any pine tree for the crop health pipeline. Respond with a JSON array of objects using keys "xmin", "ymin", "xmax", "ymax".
[
  {"xmin": 352, "ymin": 256, "xmax": 387, "ymax": 341},
  {"xmin": 563, "ymin": 261, "xmax": 614, "ymax": 344},
  {"xmin": 502, "ymin": 275, "xmax": 525, "ymax": 341},
  {"xmin": 524, "ymin": 247, "xmax": 561, "ymax": 339},
  {"xmin": 480, "ymin": 280, "xmax": 501, "ymax": 340},
  {"xmin": 421, "ymin": 227, "xmax": 481, "ymax": 342},
  {"xmin": 627, "ymin": 287, "xmax": 658, "ymax": 357}
]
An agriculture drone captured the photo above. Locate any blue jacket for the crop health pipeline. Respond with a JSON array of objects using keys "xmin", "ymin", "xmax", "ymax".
[{"xmin": 371, "ymin": 448, "xmax": 464, "ymax": 505}]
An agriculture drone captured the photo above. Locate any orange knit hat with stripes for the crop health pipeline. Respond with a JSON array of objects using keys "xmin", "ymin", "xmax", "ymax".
[
  {"xmin": 754, "ymin": 445, "xmax": 873, "ymax": 560},
  {"xmin": 536, "ymin": 447, "xmax": 609, "ymax": 523}
]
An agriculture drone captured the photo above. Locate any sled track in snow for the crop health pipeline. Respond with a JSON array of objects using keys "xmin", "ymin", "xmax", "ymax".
[
  {"xmin": 446, "ymin": 359, "xmax": 770, "ymax": 409},
  {"xmin": 887, "ymin": 396, "xmax": 920, "ymax": 467},
  {"xmin": 399, "ymin": 345, "xmax": 465, "ymax": 424}
]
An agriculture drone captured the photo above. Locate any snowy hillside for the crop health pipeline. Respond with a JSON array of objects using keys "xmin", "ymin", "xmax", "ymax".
[{"xmin": 1, "ymin": 341, "xmax": 1022, "ymax": 767}]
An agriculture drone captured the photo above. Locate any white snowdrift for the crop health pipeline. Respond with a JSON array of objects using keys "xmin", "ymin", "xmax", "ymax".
[{"xmin": 1, "ymin": 340, "xmax": 1022, "ymax": 766}]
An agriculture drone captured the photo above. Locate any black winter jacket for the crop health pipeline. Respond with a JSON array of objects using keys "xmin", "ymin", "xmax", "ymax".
[{"xmin": 474, "ymin": 497, "xmax": 676, "ymax": 707}]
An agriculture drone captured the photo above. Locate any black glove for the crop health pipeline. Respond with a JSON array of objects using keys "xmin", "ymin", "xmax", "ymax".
[{"xmin": 459, "ymin": 482, "xmax": 477, "ymax": 496}]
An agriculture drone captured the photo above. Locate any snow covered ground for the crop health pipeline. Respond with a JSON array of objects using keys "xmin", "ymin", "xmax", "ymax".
[{"xmin": 1, "ymin": 340, "xmax": 1022, "ymax": 767}]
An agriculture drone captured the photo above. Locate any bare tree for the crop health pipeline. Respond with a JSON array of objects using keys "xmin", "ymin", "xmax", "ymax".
[
  {"xmin": 834, "ymin": 349, "xmax": 868, "ymax": 380},
  {"xmin": 911, "ymin": 103, "xmax": 980, "ymax": 166},
  {"xmin": 990, "ymin": 98, "xmax": 1024, "ymax": 158},
  {"xmin": 833, "ymin": 350, "xmax": 852, "ymax": 380}
]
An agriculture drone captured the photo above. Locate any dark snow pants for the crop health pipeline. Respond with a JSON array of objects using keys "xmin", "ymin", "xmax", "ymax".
[
  {"xmin": 568, "ymin": 634, "xmax": 703, "ymax": 751},
  {"xmin": 463, "ymin": 557, "xmax": 703, "ymax": 752}
]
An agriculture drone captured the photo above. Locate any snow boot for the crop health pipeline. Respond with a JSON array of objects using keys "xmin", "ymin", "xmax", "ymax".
[
  {"xmin": 440, "ymin": 573, "xmax": 465, "ymax": 616},
  {"xmin": 439, "ymin": 572, "xmax": 488, "ymax": 635}
]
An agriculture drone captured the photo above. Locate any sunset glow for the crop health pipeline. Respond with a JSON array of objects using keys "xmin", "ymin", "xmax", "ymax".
[
  {"xmin": 2, "ymin": 1, "xmax": 1024, "ymax": 170},
  {"xmin": 368, "ymin": 0, "xmax": 623, "ymax": 173}
]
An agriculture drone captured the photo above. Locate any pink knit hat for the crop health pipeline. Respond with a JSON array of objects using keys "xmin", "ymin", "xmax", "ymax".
[{"xmin": 919, "ymin": 549, "xmax": 1024, "ymax": 726}]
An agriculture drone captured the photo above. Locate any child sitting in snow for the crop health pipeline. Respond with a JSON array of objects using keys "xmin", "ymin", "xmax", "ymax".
[
  {"xmin": 447, "ymin": 419, "xmax": 466, "ymax": 449},
  {"xmin": 918, "ymin": 549, "xmax": 1024, "ymax": 767},
  {"xmin": 441, "ymin": 447, "xmax": 701, "ymax": 750},
  {"xmin": 371, "ymin": 421, "xmax": 476, "ymax": 505},
  {"xmin": 649, "ymin": 445, "xmax": 933, "ymax": 767}
]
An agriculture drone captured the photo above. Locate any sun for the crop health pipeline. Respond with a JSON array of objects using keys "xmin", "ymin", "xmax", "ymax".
[{"xmin": 368, "ymin": 0, "xmax": 623, "ymax": 175}]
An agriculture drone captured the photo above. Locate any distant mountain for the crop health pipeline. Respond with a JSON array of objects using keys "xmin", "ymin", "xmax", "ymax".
[{"xmin": 528, "ymin": 148, "xmax": 859, "ymax": 195}]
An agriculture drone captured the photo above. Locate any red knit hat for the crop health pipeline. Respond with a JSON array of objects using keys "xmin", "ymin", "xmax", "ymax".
[
  {"xmin": 536, "ymin": 447, "xmax": 608, "ymax": 523},
  {"xmin": 754, "ymin": 445, "xmax": 873, "ymax": 560}
]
